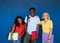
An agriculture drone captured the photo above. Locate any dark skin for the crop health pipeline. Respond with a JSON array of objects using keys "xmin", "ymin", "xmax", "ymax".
[
  {"xmin": 30, "ymin": 9, "xmax": 39, "ymax": 33},
  {"xmin": 26, "ymin": 9, "xmax": 39, "ymax": 37},
  {"xmin": 30, "ymin": 9, "xmax": 35, "ymax": 17}
]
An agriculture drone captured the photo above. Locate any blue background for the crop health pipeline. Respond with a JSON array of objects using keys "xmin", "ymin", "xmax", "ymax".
[{"xmin": 0, "ymin": 0, "xmax": 60, "ymax": 43}]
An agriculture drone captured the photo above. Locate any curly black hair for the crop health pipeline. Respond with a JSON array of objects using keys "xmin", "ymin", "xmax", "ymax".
[{"xmin": 14, "ymin": 16, "xmax": 25, "ymax": 26}]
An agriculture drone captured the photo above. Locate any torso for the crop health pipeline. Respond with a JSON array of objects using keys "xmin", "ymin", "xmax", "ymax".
[
  {"xmin": 27, "ymin": 15, "xmax": 40, "ymax": 35},
  {"xmin": 41, "ymin": 20, "xmax": 53, "ymax": 33},
  {"xmin": 13, "ymin": 24, "xmax": 25, "ymax": 36}
]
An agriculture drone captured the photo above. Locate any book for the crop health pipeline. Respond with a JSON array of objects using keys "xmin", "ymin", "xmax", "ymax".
[
  {"xmin": 31, "ymin": 31, "xmax": 38, "ymax": 40},
  {"xmin": 8, "ymin": 32, "xmax": 18, "ymax": 40}
]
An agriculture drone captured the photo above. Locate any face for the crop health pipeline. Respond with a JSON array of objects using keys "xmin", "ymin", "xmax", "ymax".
[
  {"xmin": 18, "ymin": 18, "xmax": 22, "ymax": 24},
  {"xmin": 30, "ymin": 10, "xmax": 35, "ymax": 16},
  {"xmin": 43, "ymin": 13, "xmax": 49, "ymax": 20}
]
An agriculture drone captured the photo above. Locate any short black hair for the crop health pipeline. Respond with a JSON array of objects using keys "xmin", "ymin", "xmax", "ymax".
[{"xmin": 29, "ymin": 8, "xmax": 35, "ymax": 11}]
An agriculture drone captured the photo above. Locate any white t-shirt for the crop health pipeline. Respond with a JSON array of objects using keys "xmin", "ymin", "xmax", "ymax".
[{"xmin": 25, "ymin": 15, "xmax": 40, "ymax": 35}]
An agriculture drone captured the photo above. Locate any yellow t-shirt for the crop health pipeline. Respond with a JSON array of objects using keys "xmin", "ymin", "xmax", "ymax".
[{"xmin": 40, "ymin": 20, "xmax": 53, "ymax": 33}]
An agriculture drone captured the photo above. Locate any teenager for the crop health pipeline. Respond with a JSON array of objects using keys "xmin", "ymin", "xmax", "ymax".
[
  {"xmin": 10, "ymin": 16, "xmax": 25, "ymax": 43},
  {"xmin": 24, "ymin": 8, "xmax": 40, "ymax": 43},
  {"xmin": 39, "ymin": 12, "xmax": 53, "ymax": 43}
]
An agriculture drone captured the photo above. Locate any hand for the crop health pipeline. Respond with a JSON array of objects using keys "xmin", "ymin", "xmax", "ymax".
[
  {"xmin": 18, "ymin": 36, "xmax": 21, "ymax": 39},
  {"xmin": 26, "ymin": 33, "xmax": 30, "ymax": 38},
  {"xmin": 47, "ymin": 39, "xmax": 50, "ymax": 43},
  {"xmin": 10, "ymin": 36, "xmax": 13, "ymax": 40}
]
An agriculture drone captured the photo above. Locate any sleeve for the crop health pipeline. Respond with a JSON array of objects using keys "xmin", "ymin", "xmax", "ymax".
[
  {"xmin": 24, "ymin": 16, "xmax": 27, "ymax": 23},
  {"xmin": 13, "ymin": 24, "xmax": 16, "ymax": 28},
  {"xmin": 39, "ymin": 21, "xmax": 42, "ymax": 25},
  {"xmin": 50, "ymin": 20, "xmax": 53, "ymax": 29},
  {"xmin": 36, "ymin": 16, "xmax": 40, "ymax": 24}
]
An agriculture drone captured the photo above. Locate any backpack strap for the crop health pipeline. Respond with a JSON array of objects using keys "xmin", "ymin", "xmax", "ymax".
[
  {"xmin": 27, "ymin": 15, "xmax": 30, "ymax": 21},
  {"xmin": 27, "ymin": 15, "xmax": 30, "ymax": 26}
]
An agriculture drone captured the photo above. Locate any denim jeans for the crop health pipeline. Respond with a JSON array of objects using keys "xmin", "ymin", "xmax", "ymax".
[{"xmin": 13, "ymin": 38, "xmax": 21, "ymax": 43}]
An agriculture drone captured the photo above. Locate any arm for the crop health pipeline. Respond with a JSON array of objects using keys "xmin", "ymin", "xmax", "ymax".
[
  {"xmin": 48, "ymin": 28, "xmax": 53, "ymax": 40},
  {"xmin": 36, "ymin": 24, "xmax": 39, "ymax": 33},
  {"xmin": 47, "ymin": 21, "xmax": 53, "ymax": 43},
  {"xmin": 25, "ymin": 23, "xmax": 27, "ymax": 31},
  {"xmin": 47, "ymin": 28, "xmax": 53, "ymax": 43},
  {"xmin": 10, "ymin": 25, "xmax": 15, "ymax": 40},
  {"xmin": 10, "ymin": 26, "xmax": 15, "ymax": 36},
  {"xmin": 24, "ymin": 16, "xmax": 28, "ymax": 33},
  {"xmin": 48, "ymin": 21, "xmax": 53, "ymax": 40},
  {"xmin": 36, "ymin": 16, "xmax": 40, "ymax": 33}
]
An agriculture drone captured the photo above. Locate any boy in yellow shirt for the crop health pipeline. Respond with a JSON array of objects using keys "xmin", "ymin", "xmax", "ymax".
[{"xmin": 39, "ymin": 12, "xmax": 53, "ymax": 43}]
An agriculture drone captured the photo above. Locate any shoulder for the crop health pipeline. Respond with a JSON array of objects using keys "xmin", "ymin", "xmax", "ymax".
[
  {"xmin": 35, "ymin": 16, "xmax": 40, "ymax": 19},
  {"xmin": 13, "ymin": 24, "xmax": 16, "ymax": 27},
  {"xmin": 25, "ymin": 16, "xmax": 27, "ymax": 18},
  {"xmin": 35, "ymin": 15, "xmax": 39, "ymax": 18},
  {"xmin": 48, "ymin": 20, "xmax": 53, "ymax": 24},
  {"xmin": 39, "ymin": 20, "xmax": 43, "ymax": 25},
  {"xmin": 25, "ymin": 15, "xmax": 31, "ymax": 18},
  {"xmin": 40, "ymin": 20, "xmax": 44, "ymax": 23},
  {"xmin": 49, "ymin": 20, "xmax": 53, "ymax": 22}
]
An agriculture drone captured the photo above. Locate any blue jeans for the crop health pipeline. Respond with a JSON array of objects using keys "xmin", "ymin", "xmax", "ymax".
[{"xmin": 13, "ymin": 38, "xmax": 21, "ymax": 43}]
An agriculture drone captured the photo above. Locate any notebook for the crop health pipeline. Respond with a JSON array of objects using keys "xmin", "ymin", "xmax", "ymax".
[
  {"xmin": 31, "ymin": 31, "xmax": 38, "ymax": 40},
  {"xmin": 8, "ymin": 32, "xmax": 18, "ymax": 40}
]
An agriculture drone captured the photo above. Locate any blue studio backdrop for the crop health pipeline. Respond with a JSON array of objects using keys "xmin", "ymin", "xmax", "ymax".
[{"xmin": 0, "ymin": 0, "xmax": 60, "ymax": 43}]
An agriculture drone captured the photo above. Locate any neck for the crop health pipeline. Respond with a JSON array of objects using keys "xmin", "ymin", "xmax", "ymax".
[
  {"xmin": 44, "ymin": 19, "xmax": 48, "ymax": 22},
  {"xmin": 31, "ymin": 15, "xmax": 35, "ymax": 17},
  {"xmin": 19, "ymin": 23, "xmax": 22, "ymax": 25}
]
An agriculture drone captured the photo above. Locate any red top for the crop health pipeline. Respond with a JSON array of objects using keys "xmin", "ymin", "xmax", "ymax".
[{"xmin": 13, "ymin": 24, "xmax": 25, "ymax": 36}]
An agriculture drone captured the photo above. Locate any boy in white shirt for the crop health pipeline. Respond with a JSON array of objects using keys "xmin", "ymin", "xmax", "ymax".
[{"xmin": 24, "ymin": 8, "xmax": 40, "ymax": 43}]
